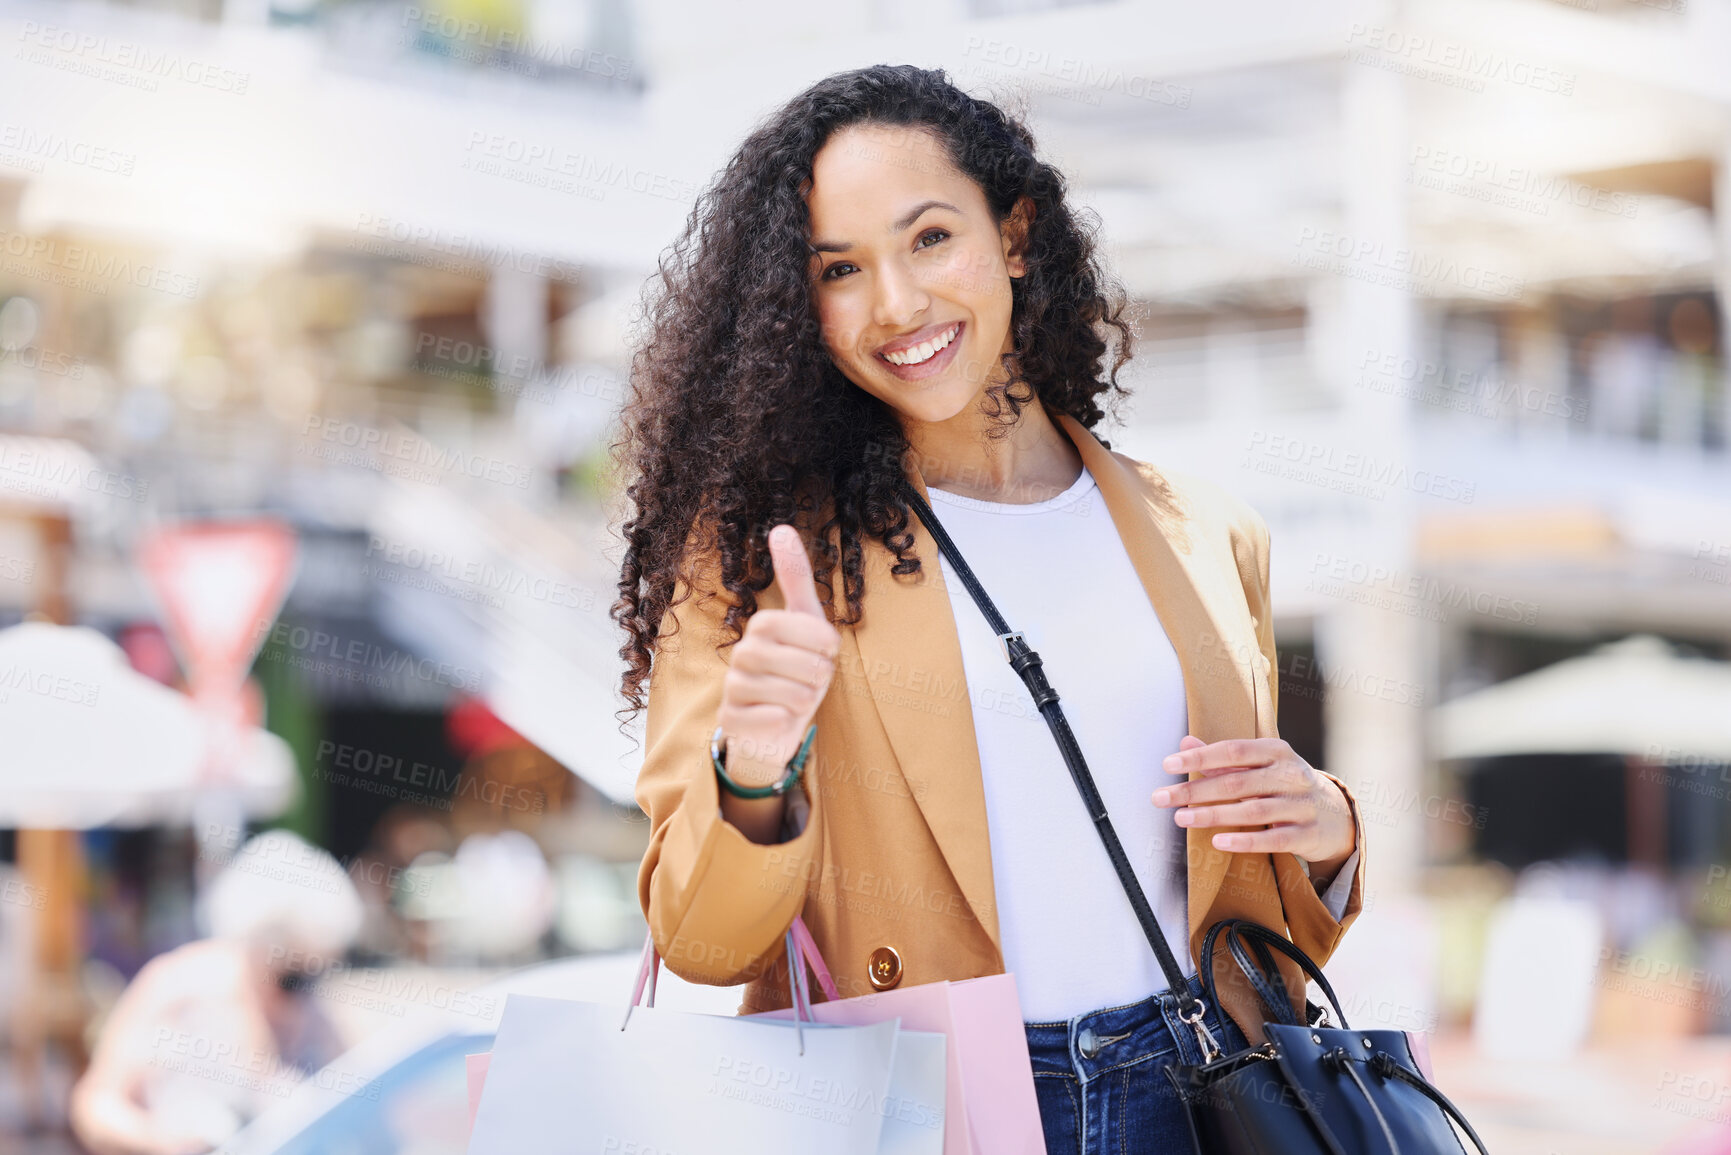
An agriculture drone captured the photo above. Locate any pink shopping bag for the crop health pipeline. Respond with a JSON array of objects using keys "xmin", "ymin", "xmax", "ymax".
[
  {"xmin": 750, "ymin": 917, "xmax": 1046, "ymax": 1155},
  {"xmin": 945, "ymin": 975, "xmax": 1047, "ymax": 1155},
  {"xmin": 465, "ymin": 1053, "xmax": 490, "ymax": 1137},
  {"xmin": 1405, "ymin": 1029, "xmax": 1436, "ymax": 1082}
]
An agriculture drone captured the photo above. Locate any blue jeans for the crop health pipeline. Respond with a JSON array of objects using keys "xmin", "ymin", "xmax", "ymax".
[{"xmin": 1023, "ymin": 973, "xmax": 1251, "ymax": 1154}]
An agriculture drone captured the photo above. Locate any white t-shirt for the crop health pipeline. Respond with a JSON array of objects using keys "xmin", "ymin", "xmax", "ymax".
[{"xmin": 927, "ymin": 464, "xmax": 1355, "ymax": 1022}]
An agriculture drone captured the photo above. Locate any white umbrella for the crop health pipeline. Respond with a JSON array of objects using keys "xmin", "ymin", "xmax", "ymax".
[
  {"xmin": 1432, "ymin": 634, "xmax": 1731, "ymax": 763},
  {"xmin": 0, "ymin": 435, "xmax": 110, "ymax": 514},
  {"xmin": 0, "ymin": 622, "xmax": 298, "ymax": 829}
]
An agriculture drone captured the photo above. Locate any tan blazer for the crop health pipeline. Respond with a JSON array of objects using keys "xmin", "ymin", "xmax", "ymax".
[{"xmin": 635, "ymin": 414, "xmax": 1367, "ymax": 1042}]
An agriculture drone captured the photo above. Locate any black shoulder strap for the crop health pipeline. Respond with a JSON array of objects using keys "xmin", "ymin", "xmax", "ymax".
[{"xmin": 897, "ymin": 479, "xmax": 1196, "ymax": 1007}]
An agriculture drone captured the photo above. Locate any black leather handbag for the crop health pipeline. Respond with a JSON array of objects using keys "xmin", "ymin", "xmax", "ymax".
[{"xmin": 899, "ymin": 480, "xmax": 1489, "ymax": 1155}]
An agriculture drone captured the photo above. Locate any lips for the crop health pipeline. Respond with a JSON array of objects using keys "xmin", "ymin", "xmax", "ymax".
[
  {"xmin": 874, "ymin": 320, "xmax": 965, "ymax": 381},
  {"xmin": 879, "ymin": 320, "xmax": 962, "ymax": 361}
]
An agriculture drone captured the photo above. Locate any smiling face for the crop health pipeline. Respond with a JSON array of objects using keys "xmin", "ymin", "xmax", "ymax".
[{"xmin": 806, "ymin": 123, "xmax": 1029, "ymax": 427}]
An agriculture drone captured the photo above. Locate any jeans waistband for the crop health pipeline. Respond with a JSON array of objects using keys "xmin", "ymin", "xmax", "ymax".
[{"xmin": 1023, "ymin": 973, "xmax": 1236, "ymax": 1077}]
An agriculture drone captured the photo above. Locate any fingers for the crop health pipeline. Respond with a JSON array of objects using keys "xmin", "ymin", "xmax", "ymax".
[
  {"xmin": 746, "ymin": 609, "xmax": 840, "ymax": 660},
  {"xmin": 769, "ymin": 524, "xmax": 824, "ymax": 619},
  {"xmin": 724, "ymin": 670, "xmax": 826, "ymax": 715},
  {"xmin": 732, "ymin": 638, "xmax": 834, "ymax": 689},
  {"xmin": 1208, "ymin": 828, "xmax": 1305, "ymax": 855},
  {"xmin": 1151, "ymin": 738, "xmax": 1349, "ymax": 860},
  {"xmin": 1161, "ymin": 737, "xmax": 1281, "ymax": 776},
  {"xmin": 1174, "ymin": 796, "xmax": 1307, "ymax": 830},
  {"xmin": 1153, "ymin": 764, "xmax": 1309, "ymax": 809},
  {"xmin": 1177, "ymin": 796, "xmax": 1319, "ymax": 856}
]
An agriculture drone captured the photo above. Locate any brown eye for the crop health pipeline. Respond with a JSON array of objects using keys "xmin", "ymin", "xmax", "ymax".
[
  {"xmin": 915, "ymin": 229, "xmax": 948, "ymax": 249},
  {"xmin": 821, "ymin": 262, "xmax": 858, "ymax": 281}
]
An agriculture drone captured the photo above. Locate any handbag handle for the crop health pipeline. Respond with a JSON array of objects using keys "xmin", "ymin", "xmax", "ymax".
[
  {"xmin": 1367, "ymin": 1053, "xmax": 1492, "ymax": 1155},
  {"xmin": 1201, "ymin": 919, "xmax": 1297, "ymax": 1027},
  {"xmin": 898, "ymin": 482, "xmax": 1206, "ymax": 1034},
  {"xmin": 1201, "ymin": 919, "xmax": 1349, "ymax": 1029}
]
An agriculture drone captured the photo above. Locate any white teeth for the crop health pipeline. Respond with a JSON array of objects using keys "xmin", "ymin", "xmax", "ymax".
[{"xmin": 885, "ymin": 325, "xmax": 958, "ymax": 367}]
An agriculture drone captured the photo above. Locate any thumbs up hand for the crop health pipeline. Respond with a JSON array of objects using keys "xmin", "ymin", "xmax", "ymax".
[{"xmin": 717, "ymin": 525, "xmax": 842, "ymax": 789}]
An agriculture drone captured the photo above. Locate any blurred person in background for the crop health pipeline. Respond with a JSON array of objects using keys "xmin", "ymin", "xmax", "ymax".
[
  {"xmin": 345, "ymin": 805, "xmax": 453, "ymax": 964},
  {"xmin": 69, "ymin": 831, "xmax": 362, "ymax": 1155}
]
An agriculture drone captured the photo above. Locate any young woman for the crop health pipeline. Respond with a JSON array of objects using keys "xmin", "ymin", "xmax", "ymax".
[{"xmin": 615, "ymin": 64, "xmax": 1365, "ymax": 1152}]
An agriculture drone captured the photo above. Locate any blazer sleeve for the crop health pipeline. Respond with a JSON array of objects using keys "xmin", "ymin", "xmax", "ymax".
[
  {"xmin": 633, "ymin": 564, "xmax": 825, "ymax": 987},
  {"xmin": 1232, "ymin": 503, "xmax": 1367, "ymax": 966}
]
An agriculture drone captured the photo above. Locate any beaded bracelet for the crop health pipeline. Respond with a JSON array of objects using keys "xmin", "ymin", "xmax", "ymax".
[{"xmin": 711, "ymin": 724, "xmax": 817, "ymax": 800}]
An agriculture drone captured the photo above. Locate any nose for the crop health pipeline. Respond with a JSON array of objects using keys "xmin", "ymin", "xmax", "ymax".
[{"xmin": 871, "ymin": 258, "xmax": 930, "ymax": 331}]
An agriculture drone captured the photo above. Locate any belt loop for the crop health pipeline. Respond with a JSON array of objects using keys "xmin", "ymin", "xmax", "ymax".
[{"xmin": 1158, "ymin": 990, "xmax": 1190, "ymax": 1066}]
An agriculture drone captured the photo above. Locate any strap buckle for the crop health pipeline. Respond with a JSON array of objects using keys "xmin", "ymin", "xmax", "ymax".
[
  {"xmin": 996, "ymin": 630, "xmax": 1025, "ymax": 662},
  {"xmin": 1177, "ymin": 997, "xmax": 1223, "ymax": 1062}
]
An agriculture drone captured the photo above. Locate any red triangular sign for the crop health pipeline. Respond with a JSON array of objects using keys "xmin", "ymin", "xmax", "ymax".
[{"xmin": 138, "ymin": 521, "xmax": 298, "ymax": 690}]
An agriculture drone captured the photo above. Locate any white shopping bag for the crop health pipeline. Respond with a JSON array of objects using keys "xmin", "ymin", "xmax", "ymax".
[
  {"xmin": 876, "ymin": 1028, "xmax": 946, "ymax": 1155},
  {"xmin": 467, "ymin": 925, "xmax": 947, "ymax": 1155}
]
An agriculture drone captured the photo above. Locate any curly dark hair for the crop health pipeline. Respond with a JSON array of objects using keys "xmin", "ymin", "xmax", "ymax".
[{"xmin": 611, "ymin": 63, "xmax": 1135, "ymax": 714}]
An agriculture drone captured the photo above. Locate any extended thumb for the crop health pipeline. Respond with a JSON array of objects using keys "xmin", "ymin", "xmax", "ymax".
[{"xmin": 768, "ymin": 525, "xmax": 823, "ymax": 617}]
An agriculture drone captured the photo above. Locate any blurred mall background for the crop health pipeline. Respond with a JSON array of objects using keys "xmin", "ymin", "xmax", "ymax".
[{"xmin": 0, "ymin": 0, "xmax": 1729, "ymax": 1151}]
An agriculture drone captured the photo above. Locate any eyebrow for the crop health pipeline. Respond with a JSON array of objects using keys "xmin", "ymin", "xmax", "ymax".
[{"xmin": 809, "ymin": 199, "xmax": 962, "ymax": 254}]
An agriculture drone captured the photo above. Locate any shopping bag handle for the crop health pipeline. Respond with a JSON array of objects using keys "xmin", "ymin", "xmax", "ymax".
[
  {"xmin": 787, "ymin": 915, "xmax": 842, "ymax": 1002},
  {"xmin": 623, "ymin": 915, "xmax": 840, "ymax": 1031}
]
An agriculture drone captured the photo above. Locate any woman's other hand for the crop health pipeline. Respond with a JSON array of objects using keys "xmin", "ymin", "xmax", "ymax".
[
  {"xmin": 1152, "ymin": 735, "xmax": 1356, "ymax": 881},
  {"xmin": 717, "ymin": 524, "xmax": 841, "ymax": 788}
]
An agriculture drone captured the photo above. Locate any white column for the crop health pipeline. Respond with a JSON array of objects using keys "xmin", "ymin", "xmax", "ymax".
[
  {"xmin": 484, "ymin": 266, "xmax": 552, "ymax": 396},
  {"xmin": 1317, "ymin": 25, "xmax": 1426, "ymax": 900}
]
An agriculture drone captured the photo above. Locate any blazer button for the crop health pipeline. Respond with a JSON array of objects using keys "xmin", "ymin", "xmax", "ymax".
[{"xmin": 867, "ymin": 946, "xmax": 903, "ymax": 991}]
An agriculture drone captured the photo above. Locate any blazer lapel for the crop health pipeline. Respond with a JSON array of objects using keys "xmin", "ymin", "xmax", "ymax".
[
  {"xmin": 1057, "ymin": 415, "xmax": 1261, "ymax": 950},
  {"xmin": 851, "ymin": 417, "xmax": 1262, "ymax": 968},
  {"xmin": 850, "ymin": 461, "xmax": 1003, "ymax": 959}
]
